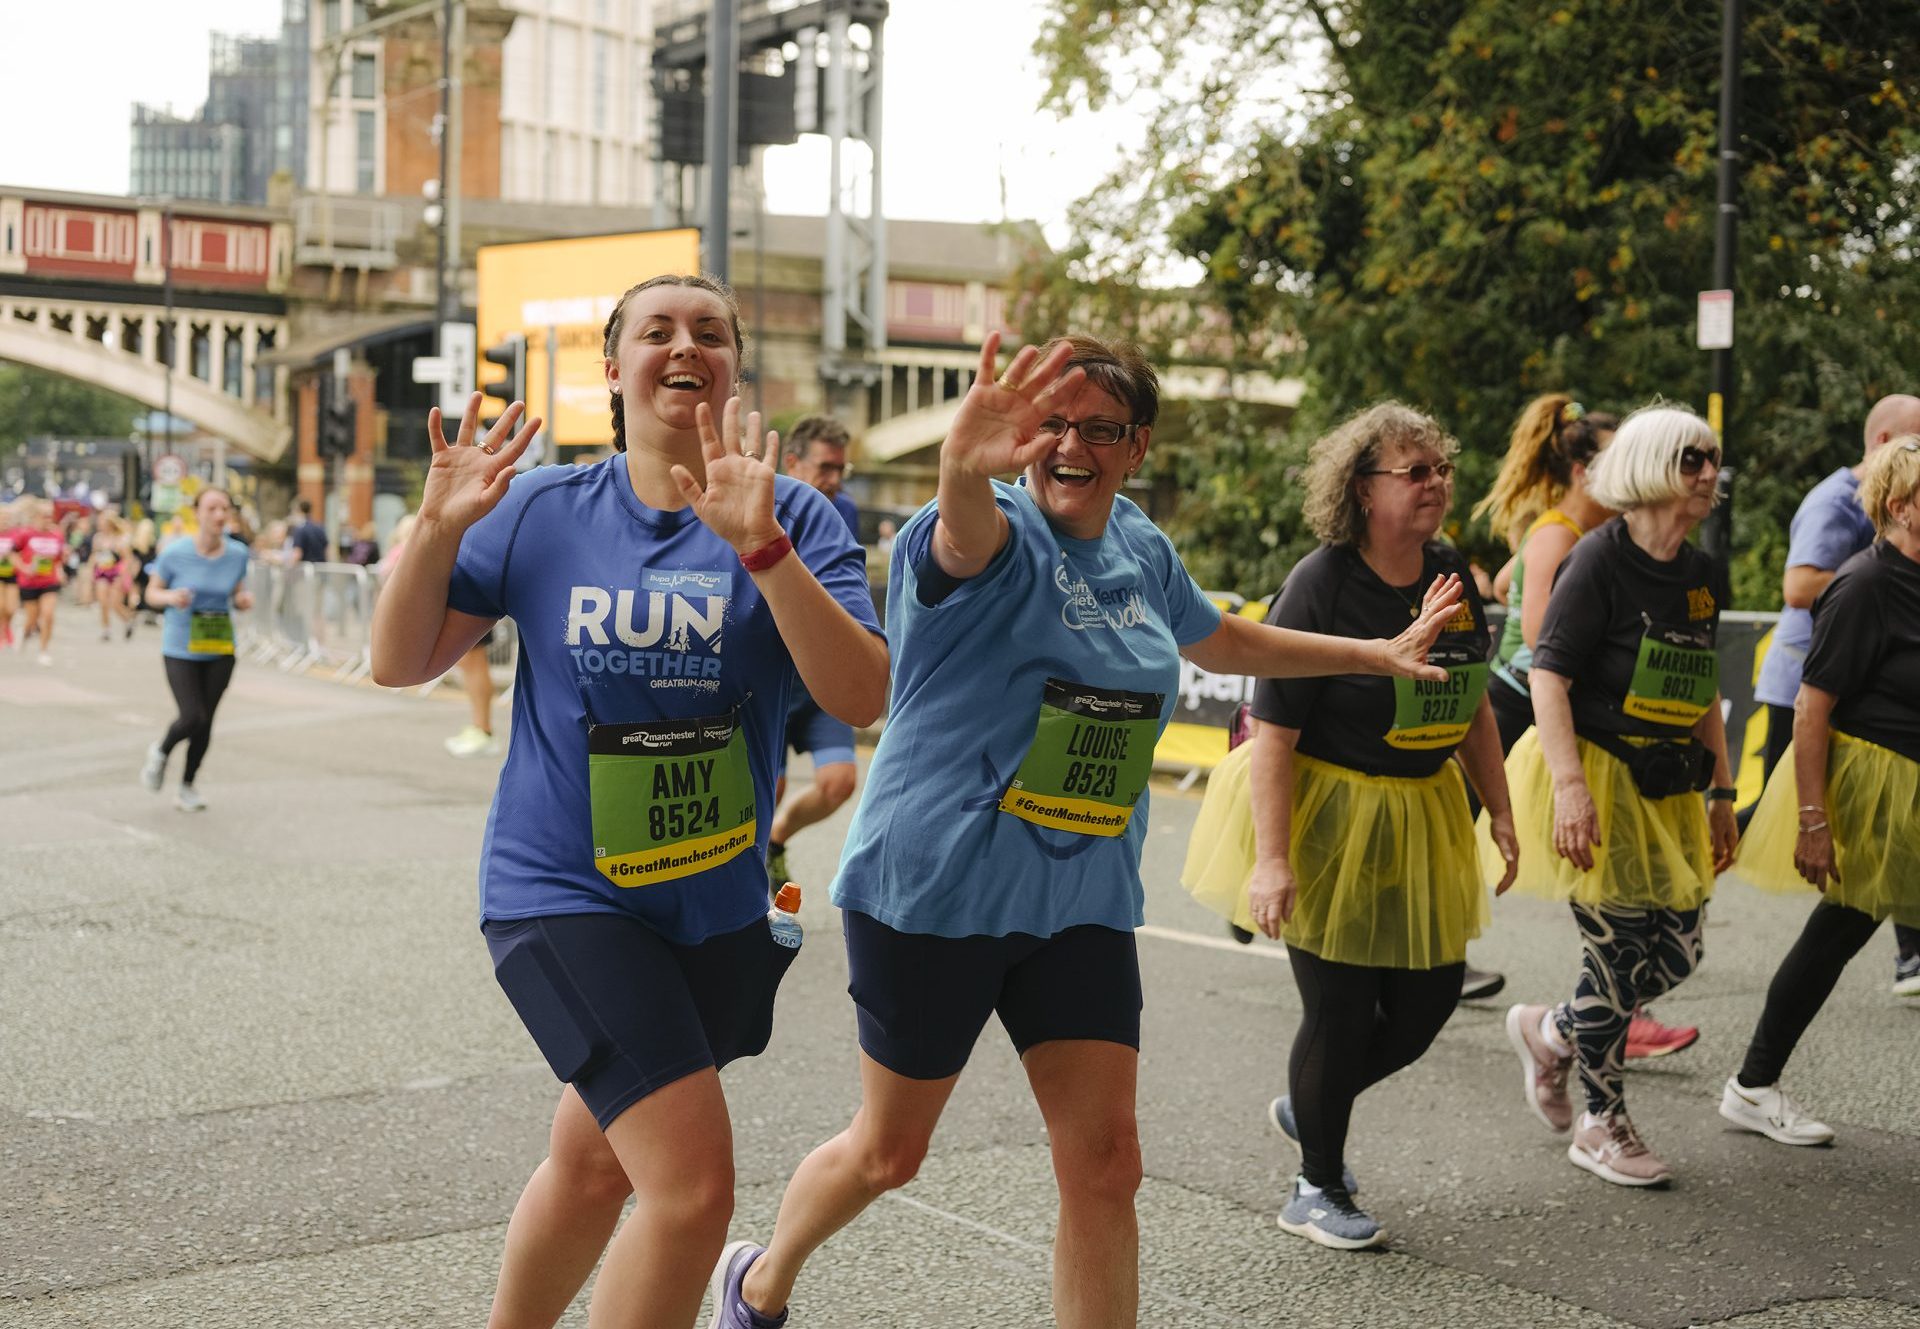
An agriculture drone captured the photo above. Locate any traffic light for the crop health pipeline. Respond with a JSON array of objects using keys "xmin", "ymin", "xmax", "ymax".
[
  {"xmin": 318, "ymin": 374, "xmax": 357, "ymax": 459},
  {"xmin": 479, "ymin": 333, "xmax": 527, "ymax": 434}
]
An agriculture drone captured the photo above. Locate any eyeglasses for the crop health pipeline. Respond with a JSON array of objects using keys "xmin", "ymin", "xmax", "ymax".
[
  {"xmin": 1362, "ymin": 461, "xmax": 1456, "ymax": 485},
  {"xmin": 1037, "ymin": 416, "xmax": 1135, "ymax": 447},
  {"xmin": 1679, "ymin": 445, "xmax": 1722, "ymax": 476},
  {"xmin": 812, "ymin": 461, "xmax": 853, "ymax": 478}
]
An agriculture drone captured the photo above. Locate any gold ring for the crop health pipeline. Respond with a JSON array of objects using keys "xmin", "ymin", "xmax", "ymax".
[{"xmin": 996, "ymin": 375, "xmax": 1016, "ymax": 390}]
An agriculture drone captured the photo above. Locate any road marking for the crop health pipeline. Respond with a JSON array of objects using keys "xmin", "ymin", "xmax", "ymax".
[
  {"xmin": 1137, "ymin": 922, "xmax": 1288, "ymax": 959},
  {"xmin": 883, "ymin": 1191, "xmax": 1244, "ymax": 1324}
]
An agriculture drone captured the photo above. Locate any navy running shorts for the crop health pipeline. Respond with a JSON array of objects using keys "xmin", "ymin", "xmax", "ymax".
[
  {"xmin": 484, "ymin": 911, "xmax": 797, "ymax": 1128},
  {"xmin": 782, "ymin": 695, "xmax": 856, "ymax": 772},
  {"xmin": 842, "ymin": 909, "xmax": 1142, "ymax": 1081}
]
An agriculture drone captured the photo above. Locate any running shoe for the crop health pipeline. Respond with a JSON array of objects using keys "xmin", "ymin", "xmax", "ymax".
[
  {"xmin": 1568, "ymin": 1112, "xmax": 1672, "ymax": 1187},
  {"xmin": 141, "ymin": 743, "xmax": 168, "ymax": 793},
  {"xmin": 1718, "ymin": 1077, "xmax": 1834, "ymax": 1146},
  {"xmin": 1461, "ymin": 964, "xmax": 1507, "ymax": 1001},
  {"xmin": 36, "ymin": 652, "xmax": 52, "ymax": 667},
  {"xmin": 1505, "ymin": 1003, "xmax": 1574, "ymax": 1134},
  {"xmin": 1893, "ymin": 953, "xmax": 1920, "ymax": 999},
  {"xmin": 443, "ymin": 725, "xmax": 500, "ymax": 757},
  {"xmin": 1266, "ymin": 1095, "xmax": 1358, "ymax": 1194},
  {"xmin": 1277, "ymin": 1179, "xmax": 1386, "ymax": 1250},
  {"xmin": 175, "ymin": 784, "xmax": 207, "ymax": 813},
  {"xmin": 707, "ymin": 1240, "xmax": 788, "ymax": 1328},
  {"xmin": 766, "ymin": 845, "xmax": 790, "ymax": 894},
  {"xmin": 1227, "ymin": 922, "xmax": 1255, "ymax": 945},
  {"xmin": 1624, "ymin": 1010, "xmax": 1699, "ymax": 1060}
]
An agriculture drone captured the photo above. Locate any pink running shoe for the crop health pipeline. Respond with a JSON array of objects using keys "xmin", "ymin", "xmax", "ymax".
[
  {"xmin": 1568, "ymin": 1111, "xmax": 1673, "ymax": 1187},
  {"xmin": 1624, "ymin": 1010, "xmax": 1699, "ymax": 1060},
  {"xmin": 1505, "ymin": 1004, "xmax": 1574, "ymax": 1134}
]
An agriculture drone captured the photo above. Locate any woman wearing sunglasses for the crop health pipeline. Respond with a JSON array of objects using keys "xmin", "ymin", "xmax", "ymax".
[
  {"xmin": 711, "ymin": 336, "xmax": 1464, "ymax": 1328},
  {"xmin": 1719, "ymin": 438, "xmax": 1920, "ymax": 1146},
  {"xmin": 1182, "ymin": 402, "xmax": 1517, "ymax": 1250},
  {"xmin": 1499, "ymin": 405, "xmax": 1738, "ymax": 1188}
]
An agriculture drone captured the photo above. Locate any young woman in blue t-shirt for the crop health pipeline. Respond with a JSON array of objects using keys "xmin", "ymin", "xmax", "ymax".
[
  {"xmin": 371, "ymin": 274, "xmax": 887, "ymax": 1329},
  {"xmin": 712, "ymin": 333, "xmax": 1466, "ymax": 1329}
]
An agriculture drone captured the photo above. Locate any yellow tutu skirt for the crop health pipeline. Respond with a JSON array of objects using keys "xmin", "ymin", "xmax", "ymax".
[
  {"xmin": 1486, "ymin": 728, "xmax": 1715, "ymax": 911},
  {"xmin": 1735, "ymin": 732, "xmax": 1920, "ymax": 928},
  {"xmin": 1182, "ymin": 744, "xmax": 1488, "ymax": 969}
]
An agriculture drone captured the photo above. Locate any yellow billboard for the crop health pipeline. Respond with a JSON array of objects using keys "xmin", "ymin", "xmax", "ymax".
[{"xmin": 476, "ymin": 228, "xmax": 702, "ymax": 449}]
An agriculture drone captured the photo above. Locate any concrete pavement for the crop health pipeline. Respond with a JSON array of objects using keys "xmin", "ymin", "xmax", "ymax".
[{"xmin": 2, "ymin": 620, "xmax": 1917, "ymax": 1327}]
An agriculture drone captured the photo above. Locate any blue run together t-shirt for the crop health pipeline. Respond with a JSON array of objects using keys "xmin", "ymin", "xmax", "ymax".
[
  {"xmin": 448, "ymin": 457, "xmax": 881, "ymax": 944},
  {"xmin": 152, "ymin": 536, "xmax": 251, "ymax": 661},
  {"xmin": 1754, "ymin": 467, "xmax": 1876, "ymax": 708},
  {"xmin": 832, "ymin": 479, "xmax": 1222, "ymax": 939}
]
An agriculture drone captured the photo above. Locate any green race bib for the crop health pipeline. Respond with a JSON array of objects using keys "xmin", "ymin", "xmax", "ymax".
[
  {"xmin": 189, "ymin": 609, "xmax": 235, "ymax": 656},
  {"xmin": 999, "ymin": 679, "xmax": 1162, "ymax": 838},
  {"xmin": 1386, "ymin": 645, "xmax": 1489, "ymax": 750},
  {"xmin": 588, "ymin": 709, "xmax": 757, "ymax": 887},
  {"xmin": 1622, "ymin": 618, "xmax": 1717, "ymax": 726}
]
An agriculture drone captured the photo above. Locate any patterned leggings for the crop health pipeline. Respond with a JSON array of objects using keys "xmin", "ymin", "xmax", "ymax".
[{"xmin": 1551, "ymin": 903, "xmax": 1705, "ymax": 1118}]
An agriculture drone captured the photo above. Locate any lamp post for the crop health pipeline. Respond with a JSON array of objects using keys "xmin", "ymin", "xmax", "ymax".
[{"xmin": 1701, "ymin": 0, "xmax": 1742, "ymax": 566}]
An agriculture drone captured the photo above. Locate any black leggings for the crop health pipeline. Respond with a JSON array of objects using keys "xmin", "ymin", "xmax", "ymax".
[
  {"xmin": 162, "ymin": 656, "xmax": 236, "ymax": 784},
  {"xmin": 1286, "ymin": 947, "xmax": 1464, "ymax": 1190},
  {"xmin": 1738, "ymin": 901, "xmax": 1882, "ymax": 1088}
]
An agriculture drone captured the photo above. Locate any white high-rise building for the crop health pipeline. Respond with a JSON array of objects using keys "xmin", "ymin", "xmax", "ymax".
[{"xmin": 499, "ymin": 0, "xmax": 658, "ymax": 207}]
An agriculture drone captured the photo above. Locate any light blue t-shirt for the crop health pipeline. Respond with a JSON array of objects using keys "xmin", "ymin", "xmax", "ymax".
[
  {"xmin": 448, "ymin": 457, "xmax": 881, "ymax": 944},
  {"xmin": 152, "ymin": 536, "xmax": 251, "ymax": 661},
  {"xmin": 1754, "ymin": 467, "xmax": 1875, "ymax": 706},
  {"xmin": 832, "ymin": 480, "xmax": 1222, "ymax": 939}
]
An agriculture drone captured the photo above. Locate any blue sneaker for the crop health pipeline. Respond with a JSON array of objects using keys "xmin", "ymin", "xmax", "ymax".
[
  {"xmin": 1267, "ymin": 1095, "xmax": 1359, "ymax": 1195},
  {"xmin": 707, "ymin": 1241, "xmax": 788, "ymax": 1328},
  {"xmin": 1277, "ymin": 1178, "xmax": 1387, "ymax": 1250}
]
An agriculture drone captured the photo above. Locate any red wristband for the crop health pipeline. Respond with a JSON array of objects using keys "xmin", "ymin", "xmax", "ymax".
[{"xmin": 739, "ymin": 533, "xmax": 792, "ymax": 573}]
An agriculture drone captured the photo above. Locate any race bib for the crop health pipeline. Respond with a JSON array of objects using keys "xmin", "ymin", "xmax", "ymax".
[
  {"xmin": 1386, "ymin": 644, "xmax": 1489, "ymax": 749},
  {"xmin": 999, "ymin": 679, "xmax": 1162, "ymax": 837},
  {"xmin": 189, "ymin": 609, "xmax": 235, "ymax": 656},
  {"xmin": 587, "ymin": 709, "xmax": 756, "ymax": 887},
  {"xmin": 1622, "ymin": 616, "xmax": 1717, "ymax": 726}
]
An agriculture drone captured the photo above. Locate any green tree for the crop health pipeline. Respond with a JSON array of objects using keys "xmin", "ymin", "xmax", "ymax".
[
  {"xmin": 0, "ymin": 364, "xmax": 142, "ymax": 463},
  {"xmin": 1029, "ymin": 0, "xmax": 1920, "ymax": 604}
]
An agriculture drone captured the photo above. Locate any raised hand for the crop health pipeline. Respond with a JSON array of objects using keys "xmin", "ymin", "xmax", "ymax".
[
  {"xmin": 672, "ymin": 398, "xmax": 781, "ymax": 554},
  {"xmin": 942, "ymin": 332, "xmax": 1086, "ymax": 478},
  {"xmin": 417, "ymin": 392, "xmax": 540, "ymax": 534},
  {"xmin": 1376, "ymin": 574, "xmax": 1466, "ymax": 681}
]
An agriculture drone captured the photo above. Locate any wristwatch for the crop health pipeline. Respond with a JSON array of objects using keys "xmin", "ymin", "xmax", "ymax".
[{"xmin": 1707, "ymin": 786, "xmax": 1738, "ymax": 803}]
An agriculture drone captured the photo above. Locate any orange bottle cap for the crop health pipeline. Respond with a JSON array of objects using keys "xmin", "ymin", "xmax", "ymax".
[{"xmin": 774, "ymin": 882, "xmax": 802, "ymax": 913}]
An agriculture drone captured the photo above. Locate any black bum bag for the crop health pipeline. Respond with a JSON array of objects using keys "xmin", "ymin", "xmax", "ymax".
[{"xmin": 1583, "ymin": 730, "xmax": 1714, "ymax": 800}]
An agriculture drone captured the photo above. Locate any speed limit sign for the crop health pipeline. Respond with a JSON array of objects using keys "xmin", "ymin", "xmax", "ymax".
[{"xmin": 154, "ymin": 454, "xmax": 187, "ymax": 486}]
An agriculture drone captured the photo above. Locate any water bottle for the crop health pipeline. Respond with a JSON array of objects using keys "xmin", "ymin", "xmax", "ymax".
[{"xmin": 768, "ymin": 881, "xmax": 803, "ymax": 949}]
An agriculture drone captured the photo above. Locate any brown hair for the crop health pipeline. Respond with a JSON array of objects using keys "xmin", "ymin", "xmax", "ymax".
[
  {"xmin": 194, "ymin": 486, "xmax": 233, "ymax": 512},
  {"xmin": 1472, "ymin": 395, "xmax": 1618, "ymax": 549},
  {"xmin": 1034, "ymin": 334, "xmax": 1160, "ymax": 427},
  {"xmin": 601, "ymin": 273, "xmax": 746, "ymax": 452},
  {"xmin": 786, "ymin": 415, "xmax": 852, "ymax": 461},
  {"xmin": 1302, "ymin": 402, "xmax": 1459, "ymax": 546}
]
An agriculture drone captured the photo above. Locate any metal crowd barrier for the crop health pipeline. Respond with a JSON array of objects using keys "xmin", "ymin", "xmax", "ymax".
[{"xmin": 236, "ymin": 560, "xmax": 518, "ymax": 693}]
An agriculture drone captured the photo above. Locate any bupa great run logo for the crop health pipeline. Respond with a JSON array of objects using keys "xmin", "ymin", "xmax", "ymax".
[{"xmin": 566, "ymin": 568, "xmax": 729, "ymax": 690}]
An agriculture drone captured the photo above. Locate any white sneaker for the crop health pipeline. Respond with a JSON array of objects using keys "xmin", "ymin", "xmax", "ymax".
[
  {"xmin": 141, "ymin": 743, "xmax": 168, "ymax": 792},
  {"xmin": 443, "ymin": 725, "xmax": 500, "ymax": 757},
  {"xmin": 175, "ymin": 784, "xmax": 207, "ymax": 813},
  {"xmin": 37, "ymin": 652, "xmax": 52, "ymax": 667},
  {"xmin": 1719, "ymin": 1077, "xmax": 1834, "ymax": 1146}
]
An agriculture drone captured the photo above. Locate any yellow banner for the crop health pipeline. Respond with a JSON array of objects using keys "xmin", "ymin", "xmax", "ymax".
[
  {"xmin": 998, "ymin": 790, "xmax": 1134, "ymax": 837},
  {"xmin": 594, "ymin": 822, "xmax": 755, "ymax": 888}
]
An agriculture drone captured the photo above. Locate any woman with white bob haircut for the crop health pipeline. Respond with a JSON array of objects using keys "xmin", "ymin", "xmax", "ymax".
[{"xmin": 1493, "ymin": 404, "xmax": 1738, "ymax": 1189}]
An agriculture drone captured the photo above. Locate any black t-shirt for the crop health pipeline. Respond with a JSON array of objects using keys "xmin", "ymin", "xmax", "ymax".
[
  {"xmin": 1250, "ymin": 542, "xmax": 1490, "ymax": 778},
  {"xmin": 1531, "ymin": 517, "xmax": 1730, "ymax": 739},
  {"xmin": 1803, "ymin": 541, "xmax": 1920, "ymax": 764}
]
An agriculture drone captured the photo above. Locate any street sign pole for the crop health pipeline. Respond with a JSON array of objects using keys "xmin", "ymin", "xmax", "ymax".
[{"xmin": 1701, "ymin": 0, "xmax": 1742, "ymax": 566}]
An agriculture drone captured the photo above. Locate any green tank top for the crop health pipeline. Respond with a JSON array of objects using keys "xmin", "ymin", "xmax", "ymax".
[{"xmin": 1492, "ymin": 508, "xmax": 1586, "ymax": 685}]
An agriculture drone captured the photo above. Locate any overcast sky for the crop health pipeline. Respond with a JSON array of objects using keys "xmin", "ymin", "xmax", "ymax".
[{"xmin": 0, "ymin": 0, "xmax": 1132, "ymax": 240}]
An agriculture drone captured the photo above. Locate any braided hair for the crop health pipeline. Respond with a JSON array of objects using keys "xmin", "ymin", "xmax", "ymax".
[{"xmin": 600, "ymin": 273, "xmax": 747, "ymax": 452}]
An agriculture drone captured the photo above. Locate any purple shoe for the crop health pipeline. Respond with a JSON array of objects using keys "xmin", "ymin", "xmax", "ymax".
[{"xmin": 707, "ymin": 1241, "xmax": 788, "ymax": 1329}]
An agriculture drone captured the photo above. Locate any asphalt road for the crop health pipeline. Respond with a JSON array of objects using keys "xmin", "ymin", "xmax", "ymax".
[{"xmin": 3, "ymin": 622, "xmax": 1917, "ymax": 1328}]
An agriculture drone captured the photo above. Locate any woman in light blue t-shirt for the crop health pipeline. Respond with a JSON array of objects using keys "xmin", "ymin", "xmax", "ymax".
[
  {"xmin": 714, "ymin": 332, "xmax": 1468, "ymax": 1329},
  {"xmin": 140, "ymin": 487, "xmax": 252, "ymax": 812}
]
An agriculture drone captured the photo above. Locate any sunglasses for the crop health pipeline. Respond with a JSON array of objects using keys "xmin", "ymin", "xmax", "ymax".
[
  {"xmin": 1679, "ymin": 445, "xmax": 1722, "ymax": 476},
  {"xmin": 1362, "ymin": 461, "xmax": 1456, "ymax": 484}
]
